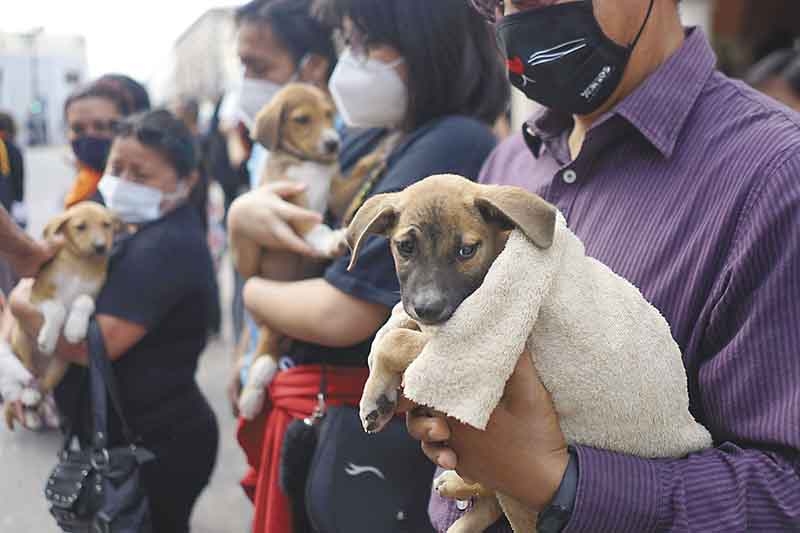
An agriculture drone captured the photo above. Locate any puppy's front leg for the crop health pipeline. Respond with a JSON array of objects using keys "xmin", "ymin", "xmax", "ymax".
[
  {"xmin": 360, "ymin": 327, "xmax": 428, "ymax": 433},
  {"xmin": 64, "ymin": 295, "xmax": 95, "ymax": 344},
  {"xmin": 37, "ymin": 300, "xmax": 67, "ymax": 355}
]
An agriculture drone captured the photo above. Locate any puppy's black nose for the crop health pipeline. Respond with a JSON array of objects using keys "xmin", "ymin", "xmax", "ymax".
[
  {"xmin": 414, "ymin": 301, "xmax": 448, "ymax": 323},
  {"xmin": 324, "ymin": 139, "xmax": 340, "ymax": 154},
  {"xmin": 94, "ymin": 244, "xmax": 107, "ymax": 255}
]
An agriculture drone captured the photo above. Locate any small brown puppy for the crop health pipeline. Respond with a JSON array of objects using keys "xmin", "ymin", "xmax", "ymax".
[
  {"xmin": 4, "ymin": 201, "xmax": 116, "ymax": 430},
  {"xmin": 233, "ymin": 83, "xmax": 353, "ymax": 420},
  {"xmin": 346, "ymin": 174, "xmax": 556, "ymax": 533}
]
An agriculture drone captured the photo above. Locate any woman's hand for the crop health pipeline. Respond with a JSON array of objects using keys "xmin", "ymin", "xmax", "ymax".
[
  {"xmin": 228, "ymin": 182, "xmax": 324, "ymax": 257},
  {"xmin": 400, "ymin": 354, "xmax": 570, "ymax": 512}
]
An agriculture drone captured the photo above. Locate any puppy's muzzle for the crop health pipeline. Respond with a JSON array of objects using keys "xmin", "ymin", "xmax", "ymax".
[
  {"xmin": 319, "ymin": 128, "xmax": 341, "ymax": 157},
  {"xmin": 410, "ymin": 298, "xmax": 451, "ymax": 325}
]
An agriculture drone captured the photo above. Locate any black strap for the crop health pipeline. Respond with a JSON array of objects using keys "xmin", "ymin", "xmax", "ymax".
[{"xmin": 87, "ymin": 318, "xmax": 136, "ymax": 448}]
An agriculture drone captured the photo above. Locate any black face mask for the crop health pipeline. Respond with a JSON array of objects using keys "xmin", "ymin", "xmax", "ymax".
[{"xmin": 496, "ymin": 0, "xmax": 654, "ymax": 116}]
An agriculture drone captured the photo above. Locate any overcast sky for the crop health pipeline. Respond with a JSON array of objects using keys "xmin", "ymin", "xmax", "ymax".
[{"xmin": 4, "ymin": 0, "xmax": 242, "ymax": 82}]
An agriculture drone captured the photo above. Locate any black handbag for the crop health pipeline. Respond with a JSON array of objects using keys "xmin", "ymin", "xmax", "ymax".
[
  {"xmin": 280, "ymin": 367, "xmax": 436, "ymax": 533},
  {"xmin": 45, "ymin": 318, "xmax": 155, "ymax": 533}
]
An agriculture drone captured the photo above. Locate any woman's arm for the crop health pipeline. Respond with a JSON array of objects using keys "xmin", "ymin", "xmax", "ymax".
[
  {"xmin": 8, "ymin": 280, "xmax": 146, "ymax": 365},
  {"xmin": 243, "ymin": 276, "xmax": 390, "ymax": 348}
]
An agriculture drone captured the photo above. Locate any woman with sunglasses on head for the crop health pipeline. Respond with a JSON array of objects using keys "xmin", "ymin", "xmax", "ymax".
[
  {"xmin": 228, "ymin": 0, "xmax": 508, "ymax": 531},
  {"xmin": 63, "ymin": 75, "xmax": 150, "ymax": 209},
  {"xmin": 8, "ymin": 110, "xmax": 219, "ymax": 532}
]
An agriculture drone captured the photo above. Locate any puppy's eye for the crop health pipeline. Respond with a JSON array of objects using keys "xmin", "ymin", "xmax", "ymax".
[
  {"xmin": 458, "ymin": 243, "xmax": 479, "ymax": 260},
  {"xmin": 396, "ymin": 239, "xmax": 416, "ymax": 258},
  {"xmin": 75, "ymin": 222, "xmax": 88, "ymax": 232},
  {"xmin": 294, "ymin": 115, "xmax": 311, "ymax": 125},
  {"xmin": 102, "ymin": 221, "xmax": 112, "ymax": 229}
]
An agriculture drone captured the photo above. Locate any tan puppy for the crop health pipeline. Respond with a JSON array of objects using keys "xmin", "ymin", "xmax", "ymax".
[
  {"xmin": 232, "ymin": 83, "xmax": 353, "ymax": 420},
  {"xmin": 3, "ymin": 202, "xmax": 116, "ymax": 430}
]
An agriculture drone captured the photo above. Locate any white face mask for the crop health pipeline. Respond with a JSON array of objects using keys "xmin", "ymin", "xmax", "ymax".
[
  {"xmin": 98, "ymin": 174, "xmax": 187, "ymax": 224},
  {"xmin": 236, "ymin": 56, "xmax": 310, "ymax": 129},
  {"xmin": 237, "ymin": 78, "xmax": 282, "ymax": 130},
  {"xmin": 329, "ymin": 48, "xmax": 407, "ymax": 129}
]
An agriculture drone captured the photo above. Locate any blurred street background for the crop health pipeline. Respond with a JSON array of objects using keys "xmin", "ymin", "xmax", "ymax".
[{"xmin": 0, "ymin": 147, "xmax": 251, "ymax": 532}]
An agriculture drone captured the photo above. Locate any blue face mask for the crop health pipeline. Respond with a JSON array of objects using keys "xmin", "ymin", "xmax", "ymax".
[{"xmin": 71, "ymin": 136, "xmax": 112, "ymax": 172}]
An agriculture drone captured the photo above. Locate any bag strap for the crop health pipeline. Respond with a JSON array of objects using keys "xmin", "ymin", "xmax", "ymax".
[{"xmin": 87, "ymin": 318, "xmax": 136, "ymax": 449}]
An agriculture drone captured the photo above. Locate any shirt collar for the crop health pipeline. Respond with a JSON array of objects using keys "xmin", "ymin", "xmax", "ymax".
[{"xmin": 525, "ymin": 28, "xmax": 716, "ymax": 159}]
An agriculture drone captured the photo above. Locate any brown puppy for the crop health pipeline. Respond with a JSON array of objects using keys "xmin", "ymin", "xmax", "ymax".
[
  {"xmin": 232, "ymin": 83, "xmax": 354, "ymax": 420},
  {"xmin": 346, "ymin": 174, "xmax": 557, "ymax": 533},
  {"xmin": 4, "ymin": 201, "xmax": 116, "ymax": 430}
]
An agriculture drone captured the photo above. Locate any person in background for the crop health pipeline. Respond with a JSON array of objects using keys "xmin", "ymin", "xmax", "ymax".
[
  {"xmin": 0, "ymin": 112, "xmax": 27, "ymax": 296},
  {"xmin": 227, "ymin": 0, "xmax": 339, "ymax": 384},
  {"xmin": 63, "ymin": 75, "xmax": 150, "ymax": 208},
  {"xmin": 228, "ymin": 0, "xmax": 508, "ymax": 530},
  {"xmin": 7, "ymin": 109, "xmax": 219, "ymax": 532},
  {"xmin": 405, "ymin": 1, "xmax": 800, "ymax": 532},
  {"xmin": 746, "ymin": 44, "xmax": 800, "ymax": 112}
]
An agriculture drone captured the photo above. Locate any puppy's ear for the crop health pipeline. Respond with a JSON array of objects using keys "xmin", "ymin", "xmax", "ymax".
[
  {"xmin": 252, "ymin": 96, "xmax": 287, "ymax": 151},
  {"xmin": 42, "ymin": 212, "xmax": 70, "ymax": 240},
  {"xmin": 346, "ymin": 193, "xmax": 401, "ymax": 271},
  {"xmin": 474, "ymin": 185, "xmax": 557, "ymax": 249}
]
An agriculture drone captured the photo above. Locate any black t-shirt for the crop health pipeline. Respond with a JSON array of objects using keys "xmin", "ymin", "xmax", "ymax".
[
  {"xmin": 55, "ymin": 204, "xmax": 216, "ymax": 437},
  {"xmin": 287, "ymin": 115, "xmax": 498, "ymax": 367}
]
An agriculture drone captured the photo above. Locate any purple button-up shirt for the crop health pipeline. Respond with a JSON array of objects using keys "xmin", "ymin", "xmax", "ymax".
[{"xmin": 429, "ymin": 29, "xmax": 800, "ymax": 532}]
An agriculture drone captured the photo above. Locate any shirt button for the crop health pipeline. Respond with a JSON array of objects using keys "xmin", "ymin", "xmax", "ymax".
[
  {"xmin": 456, "ymin": 500, "xmax": 470, "ymax": 511},
  {"xmin": 562, "ymin": 169, "xmax": 578, "ymax": 184}
]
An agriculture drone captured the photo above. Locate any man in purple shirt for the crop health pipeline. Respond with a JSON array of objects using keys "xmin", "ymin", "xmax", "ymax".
[{"xmin": 404, "ymin": 0, "xmax": 800, "ymax": 531}]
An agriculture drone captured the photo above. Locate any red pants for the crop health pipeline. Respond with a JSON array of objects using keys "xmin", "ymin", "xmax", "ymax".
[{"xmin": 237, "ymin": 364, "xmax": 368, "ymax": 533}]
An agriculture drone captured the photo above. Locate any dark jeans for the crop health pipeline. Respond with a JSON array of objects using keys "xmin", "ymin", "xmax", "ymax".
[{"xmin": 140, "ymin": 392, "xmax": 219, "ymax": 533}]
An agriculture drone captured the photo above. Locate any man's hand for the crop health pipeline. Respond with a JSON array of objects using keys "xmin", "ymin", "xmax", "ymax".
[
  {"xmin": 401, "ymin": 354, "xmax": 570, "ymax": 512},
  {"xmin": 228, "ymin": 182, "xmax": 324, "ymax": 257},
  {"xmin": 7, "ymin": 237, "xmax": 62, "ymax": 278}
]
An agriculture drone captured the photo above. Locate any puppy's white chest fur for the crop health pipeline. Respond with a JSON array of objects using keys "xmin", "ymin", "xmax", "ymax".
[
  {"xmin": 51, "ymin": 271, "xmax": 103, "ymax": 305},
  {"xmin": 286, "ymin": 162, "xmax": 337, "ymax": 215}
]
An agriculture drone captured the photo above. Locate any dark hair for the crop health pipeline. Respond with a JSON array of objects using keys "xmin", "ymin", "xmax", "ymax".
[
  {"xmin": 746, "ymin": 47, "xmax": 800, "ymax": 95},
  {"xmin": 98, "ymin": 74, "xmax": 151, "ymax": 113},
  {"xmin": 64, "ymin": 79, "xmax": 133, "ymax": 117},
  {"xmin": 113, "ymin": 109, "xmax": 197, "ymax": 179},
  {"xmin": 236, "ymin": 0, "xmax": 337, "ymax": 77},
  {"xmin": 317, "ymin": 0, "xmax": 509, "ymax": 131},
  {"xmin": 0, "ymin": 111, "xmax": 16, "ymax": 138}
]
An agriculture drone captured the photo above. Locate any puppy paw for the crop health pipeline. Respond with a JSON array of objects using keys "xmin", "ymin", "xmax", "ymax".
[
  {"xmin": 20, "ymin": 388, "xmax": 42, "ymax": 407},
  {"xmin": 23, "ymin": 409, "xmax": 43, "ymax": 432},
  {"xmin": 37, "ymin": 328, "xmax": 59, "ymax": 356},
  {"xmin": 237, "ymin": 357, "xmax": 278, "ymax": 420},
  {"xmin": 360, "ymin": 385, "xmax": 399, "ymax": 433},
  {"xmin": 238, "ymin": 388, "xmax": 266, "ymax": 421},
  {"xmin": 326, "ymin": 228, "xmax": 349, "ymax": 258},
  {"xmin": 435, "ymin": 470, "xmax": 480, "ymax": 501},
  {"xmin": 63, "ymin": 296, "xmax": 94, "ymax": 343}
]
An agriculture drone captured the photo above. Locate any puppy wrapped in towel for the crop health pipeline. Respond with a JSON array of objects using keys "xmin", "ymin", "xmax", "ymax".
[{"xmin": 346, "ymin": 174, "xmax": 712, "ymax": 533}]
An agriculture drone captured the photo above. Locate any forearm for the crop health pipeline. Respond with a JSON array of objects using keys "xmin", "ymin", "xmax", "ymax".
[
  {"xmin": 0, "ymin": 208, "xmax": 34, "ymax": 258},
  {"xmin": 564, "ymin": 443, "xmax": 800, "ymax": 532},
  {"xmin": 243, "ymin": 277, "xmax": 389, "ymax": 348}
]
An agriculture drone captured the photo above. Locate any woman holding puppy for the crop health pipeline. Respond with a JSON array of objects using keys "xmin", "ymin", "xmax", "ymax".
[
  {"xmin": 229, "ymin": 0, "xmax": 508, "ymax": 531},
  {"xmin": 8, "ymin": 110, "xmax": 218, "ymax": 532}
]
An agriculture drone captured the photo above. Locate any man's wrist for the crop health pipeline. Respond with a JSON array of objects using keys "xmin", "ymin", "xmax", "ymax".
[{"xmin": 537, "ymin": 447, "xmax": 578, "ymax": 533}]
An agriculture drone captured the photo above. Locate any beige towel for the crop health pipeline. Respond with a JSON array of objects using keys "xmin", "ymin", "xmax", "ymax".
[{"xmin": 373, "ymin": 213, "xmax": 712, "ymax": 457}]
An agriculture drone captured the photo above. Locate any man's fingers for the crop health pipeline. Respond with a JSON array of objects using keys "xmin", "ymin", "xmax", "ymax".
[
  {"xmin": 421, "ymin": 442, "xmax": 458, "ymax": 470},
  {"xmin": 407, "ymin": 409, "xmax": 451, "ymax": 442}
]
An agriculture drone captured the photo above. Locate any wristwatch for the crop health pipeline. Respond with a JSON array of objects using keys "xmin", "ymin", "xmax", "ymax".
[{"xmin": 536, "ymin": 447, "xmax": 578, "ymax": 533}]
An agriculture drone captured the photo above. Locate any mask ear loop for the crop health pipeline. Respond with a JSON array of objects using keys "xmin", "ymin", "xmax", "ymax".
[{"xmin": 629, "ymin": 0, "xmax": 656, "ymax": 50}]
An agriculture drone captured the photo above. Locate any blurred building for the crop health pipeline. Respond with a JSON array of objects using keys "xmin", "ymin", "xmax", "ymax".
[
  {"xmin": 0, "ymin": 29, "xmax": 88, "ymax": 146},
  {"xmin": 149, "ymin": 7, "xmax": 240, "ymax": 111}
]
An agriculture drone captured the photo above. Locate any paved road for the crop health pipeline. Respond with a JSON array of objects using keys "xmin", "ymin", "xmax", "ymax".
[{"xmin": 0, "ymin": 147, "xmax": 252, "ymax": 532}]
